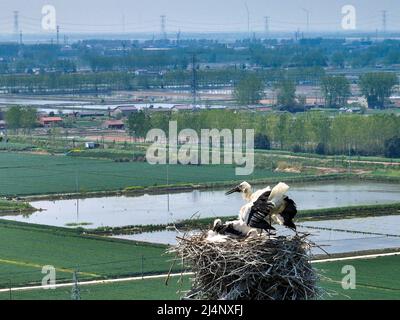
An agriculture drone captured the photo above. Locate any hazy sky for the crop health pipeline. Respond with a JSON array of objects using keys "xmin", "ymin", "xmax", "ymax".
[{"xmin": 0, "ymin": 0, "xmax": 399, "ymax": 34}]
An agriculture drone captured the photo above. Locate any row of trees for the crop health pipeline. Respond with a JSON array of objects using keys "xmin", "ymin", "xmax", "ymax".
[
  {"xmin": 0, "ymin": 67, "xmax": 324, "ymax": 94},
  {"xmin": 3, "ymin": 39, "xmax": 400, "ymax": 74},
  {"xmin": 234, "ymin": 72, "xmax": 398, "ymax": 109},
  {"xmin": 4, "ymin": 106, "xmax": 38, "ymax": 131},
  {"xmin": 127, "ymin": 109, "xmax": 400, "ymax": 157}
]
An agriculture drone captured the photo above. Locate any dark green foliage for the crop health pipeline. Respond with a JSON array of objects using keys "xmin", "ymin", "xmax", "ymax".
[
  {"xmin": 127, "ymin": 110, "xmax": 151, "ymax": 137},
  {"xmin": 321, "ymin": 76, "xmax": 351, "ymax": 108},
  {"xmin": 5, "ymin": 106, "xmax": 38, "ymax": 130},
  {"xmin": 315, "ymin": 142, "xmax": 327, "ymax": 155},
  {"xmin": 359, "ymin": 72, "xmax": 398, "ymax": 109},
  {"xmin": 254, "ymin": 133, "xmax": 271, "ymax": 150},
  {"xmin": 234, "ymin": 74, "xmax": 265, "ymax": 105},
  {"xmin": 276, "ymin": 79, "xmax": 296, "ymax": 108},
  {"xmin": 384, "ymin": 136, "xmax": 400, "ymax": 158}
]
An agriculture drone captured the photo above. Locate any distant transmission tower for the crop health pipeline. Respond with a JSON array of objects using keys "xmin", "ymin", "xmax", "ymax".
[
  {"xmin": 301, "ymin": 8, "xmax": 310, "ymax": 35},
  {"xmin": 191, "ymin": 54, "xmax": 197, "ymax": 107},
  {"xmin": 122, "ymin": 14, "xmax": 126, "ymax": 33},
  {"xmin": 264, "ymin": 16, "xmax": 270, "ymax": 39},
  {"xmin": 176, "ymin": 29, "xmax": 181, "ymax": 46},
  {"xmin": 382, "ymin": 10, "xmax": 387, "ymax": 35},
  {"xmin": 244, "ymin": 2, "xmax": 250, "ymax": 39},
  {"xmin": 160, "ymin": 15, "xmax": 167, "ymax": 40},
  {"xmin": 56, "ymin": 25, "xmax": 60, "ymax": 45},
  {"xmin": 71, "ymin": 271, "xmax": 81, "ymax": 300},
  {"xmin": 13, "ymin": 11, "xmax": 19, "ymax": 36}
]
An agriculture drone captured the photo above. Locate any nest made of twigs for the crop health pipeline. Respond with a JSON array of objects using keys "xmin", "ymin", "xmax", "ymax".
[{"xmin": 169, "ymin": 232, "xmax": 321, "ymax": 300}]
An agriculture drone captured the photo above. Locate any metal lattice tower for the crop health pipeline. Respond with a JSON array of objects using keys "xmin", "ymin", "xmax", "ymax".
[
  {"xmin": 264, "ymin": 16, "xmax": 270, "ymax": 39},
  {"xmin": 191, "ymin": 54, "xmax": 197, "ymax": 107},
  {"xmin": 13, "ymin": 11, "xmax": 19, "ymax": 35},
  {"xmin": 56, "ymin": 25, "xmax": 60, "ymax": 45},
  {"xmin": 382, "ymin": 10, "xmax": 387, "ymax": 35},
  {"xmin": 301, "ymin": 8, "xmax": 310, "ymax": 34},
  {"xmin": 176, "ymin": 29, "xmax": 181, "ymax": 46},
  {"xmin": 71, "ymin": 271, "xmax": 81, "ymax": 300},
  {"xmin": 160, "ymin": 15, "xmax": 167, "ymax": 40}
]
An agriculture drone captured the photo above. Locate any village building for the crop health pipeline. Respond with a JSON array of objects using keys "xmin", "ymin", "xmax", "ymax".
[
  {"xmin": 102, "ymin": 120, "xmax": 125, "ymax": 130},
  {"xmin": 39, "ymin": 117, "xmax": 63, "ymax": 127},
  {"xmin": 111, "ymin": 106, "xmax": 138, "ymax": 118}
]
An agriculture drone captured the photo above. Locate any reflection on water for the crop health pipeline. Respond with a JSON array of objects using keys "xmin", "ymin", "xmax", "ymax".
[
  {"xmin": 2, "ymin": 181, "xmax": 400, "ymax": 228},
  {"xmin": 115, "ymin": 215, "xmax": 400, "ymax": 255}
]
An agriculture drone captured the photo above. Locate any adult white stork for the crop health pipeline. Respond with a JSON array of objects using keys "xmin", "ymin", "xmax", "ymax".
[{"xmin": 212, "ymin": 182, "xmax": 297, "ymax": 238}]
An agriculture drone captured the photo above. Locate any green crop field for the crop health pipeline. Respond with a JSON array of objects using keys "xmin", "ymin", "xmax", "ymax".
[
  {"xmin": 0, "ymin": 220, "xmax": 177, "ymax": 288},
  {"xmin": 0, "ymin": 152, "xmax": 301, "ymax": 196},
  {"xmin": 316, "ymin": 255, "xmax": 400, "ymax": 300},
  {"xmin": 0, "ymin": 256, "xmax": 399, "ymax": 300}
]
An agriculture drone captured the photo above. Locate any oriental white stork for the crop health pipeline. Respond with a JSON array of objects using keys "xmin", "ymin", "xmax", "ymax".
[{"xmin": 211, "ymin": 182, "xmax": 297, "ymax": 238}]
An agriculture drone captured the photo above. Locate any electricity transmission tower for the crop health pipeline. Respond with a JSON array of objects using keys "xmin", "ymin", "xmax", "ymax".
[
  {"xmin": 71, "ymin": 270, "xmax": 81, "ymax": 300},
  {"xmin": 56, "ymin": 25, "xmax": 60, "ymax": 45},
  {"xmin": 160, "ymin": 15, "xmax": 167, "ymax": 40},
  {"xmin": 191, "ymin": 54, "xmax": 197, "ymax": 107},
  {"xmin": 301, "ymin": 8, "xmax": 310, "ymax": 35},
  {"xmin": 13, "ymin": 11, "xmax": 19, "ymax": 35},
  {"xmin": 244, "ymin": 2, "xmax": 250, "ymax": 39},
  {"xmin": 264, "ymin": 16, "xmax": 270, "ymax": 39},
  {"xmin": 382, "ymin": 10, "xmax": 387, "ymax": 35}
]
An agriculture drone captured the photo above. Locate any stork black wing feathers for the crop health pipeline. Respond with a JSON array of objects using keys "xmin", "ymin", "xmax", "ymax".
[
  {"xmin": 248, "ymin": 191, "xmax": 298, "ymax": 231},
  {"xmin": 281, "ymin": 197, "xmax": 297, "ymax": 230},
  {"xmin": 248, "ymin": 190, "xmax": 275, "ymax": 231}
]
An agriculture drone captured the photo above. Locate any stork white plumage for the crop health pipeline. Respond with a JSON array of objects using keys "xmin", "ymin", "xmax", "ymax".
[{"xmin": 210, "ymin": 182, "xmax": 297, "ymax": 240}]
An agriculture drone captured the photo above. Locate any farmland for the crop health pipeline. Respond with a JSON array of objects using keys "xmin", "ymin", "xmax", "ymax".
[
  {"xmin": 0, "ymin": 255, "xmax": 398, "ymax": 300},
  {"xmin": 0, "ymin": 152, "xmax": 304, "ymax": 197},
  {"xmin": 0, "ymin": 220, "xmax": 179, "ymax": 288}
]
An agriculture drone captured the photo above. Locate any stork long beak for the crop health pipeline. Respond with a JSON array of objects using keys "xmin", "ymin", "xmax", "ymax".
[{"xmin": 225, "ymin": 186, "xmax": 241, "ymax": 195}]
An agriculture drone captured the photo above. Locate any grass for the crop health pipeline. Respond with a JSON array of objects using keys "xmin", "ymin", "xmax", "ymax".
[
  {"xmin": 0, "ymin": 200, "xmax": 35, "ymax": 213},
  {"xmin": 0, "ymin": 152, "xmax": 302, "ymax": 197},
  {"xmin": 0, "ymin": 256, "xmax": 398, "ymax": 300},
  {"xmin": 370, "ymin": 169, "xmax": 400, "ymax": 178},
  {"xmin": 0, "ymin": 220, "xmax": 177, "ymax": 288},
  {"xmin": 316, "ymin": 255, "xmax": 400, "ymax": 300}
]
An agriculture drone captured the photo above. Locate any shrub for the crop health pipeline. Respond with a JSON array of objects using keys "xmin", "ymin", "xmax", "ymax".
[
  {"xmin": 315, "ymin": 142, "xmax": 326, "ymax": 155},
  {"xmin": 254, "ymin": 133, "xmax": 271, "ymax": 150},
  {"xmin": 384, "ymin": 136, "xmax": 400, "ymax": 158}
]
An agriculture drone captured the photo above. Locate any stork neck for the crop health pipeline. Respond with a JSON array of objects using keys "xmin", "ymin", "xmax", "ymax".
[{"xmin": 242, "ymin": 188, "xmax": 252, "ymax": 201}]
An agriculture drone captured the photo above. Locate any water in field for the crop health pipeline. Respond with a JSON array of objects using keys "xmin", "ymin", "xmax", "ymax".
[
  {"xmin": 2, "ymin": 181, "xmax": 400, "ymax": 228},
  {"xmin": 114, "ymin": 215, "xmax": 400, "ymax": 255},
  {"xmin": 0, "ymin": 97, "xmax": 86, "ymax": 106}
]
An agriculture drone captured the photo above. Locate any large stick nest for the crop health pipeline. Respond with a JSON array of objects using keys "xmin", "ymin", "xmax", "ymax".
[{"xmin": 169, "ymin": 232, "xmax": 321, "ymax": 300}]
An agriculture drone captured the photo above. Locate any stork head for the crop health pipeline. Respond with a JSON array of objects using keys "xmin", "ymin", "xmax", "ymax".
[{"xmin": 225, "ymin": 181, "xmax": 252, "ymax": 195}]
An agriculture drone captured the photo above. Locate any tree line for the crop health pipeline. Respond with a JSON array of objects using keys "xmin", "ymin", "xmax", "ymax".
[
  {"xmin": 127, "ymin": 109, "xmax": 400, "ymax": 157},
  {"xmin": 234, "ymin": 72, "xmax": 398, "ymax": 109}
]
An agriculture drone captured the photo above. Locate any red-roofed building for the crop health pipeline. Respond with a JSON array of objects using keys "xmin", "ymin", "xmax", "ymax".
[{"xmin": 39, "ymin": 117, "xmax": 63, "ymax": 127}]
